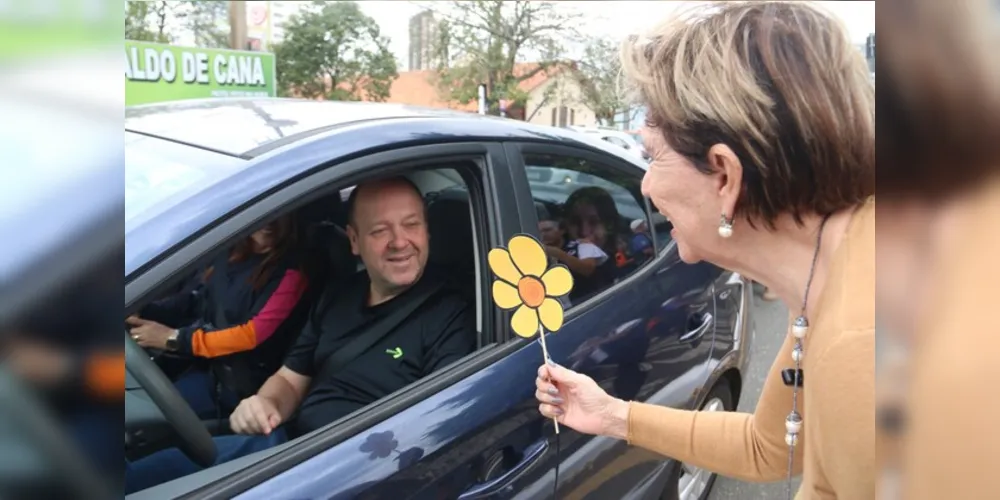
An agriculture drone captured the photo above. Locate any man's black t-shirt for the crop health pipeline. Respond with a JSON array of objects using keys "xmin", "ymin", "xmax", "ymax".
[{"xmin": 283, "ymin": 271, "xmax": 474, "ymax": 437}]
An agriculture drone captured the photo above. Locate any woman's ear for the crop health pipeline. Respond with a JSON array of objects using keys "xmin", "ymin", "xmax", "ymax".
[{"xmin": 707, "ymin": 144, "xmax": 743, "ymax": 219}]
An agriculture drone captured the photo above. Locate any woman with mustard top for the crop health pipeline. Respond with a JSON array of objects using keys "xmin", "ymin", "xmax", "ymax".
[
  {"xmin": 127, "ymin": 215, "xmax": 308, "ymax": 419},
  {"xmin": 534, "ymin": 3, "xmax": 875, "ymax": 499},
  {"xmin": 875, "ymin": 0, "xmax": 1000, "ymax": 497}
]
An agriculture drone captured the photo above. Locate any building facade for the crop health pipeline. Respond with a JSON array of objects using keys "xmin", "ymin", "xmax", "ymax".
[{"xmin": 408, "ymin": 10, "xmax": 443, "ymax": 71}]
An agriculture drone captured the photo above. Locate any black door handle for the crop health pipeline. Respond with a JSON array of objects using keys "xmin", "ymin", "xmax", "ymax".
[{"xmin": 457, "ymin": 440, "xmax": 549, "ymax": 499}]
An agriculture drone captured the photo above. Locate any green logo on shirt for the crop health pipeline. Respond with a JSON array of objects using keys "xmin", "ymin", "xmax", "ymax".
[{"xmin": 386, "ymin": 347, "xmax": 403, "ymax": 359}]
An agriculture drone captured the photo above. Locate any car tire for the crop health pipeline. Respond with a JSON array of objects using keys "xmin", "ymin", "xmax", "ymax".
[{"xmin": 660, "ymin": 378, "xmax": 736, "ymax": 500}]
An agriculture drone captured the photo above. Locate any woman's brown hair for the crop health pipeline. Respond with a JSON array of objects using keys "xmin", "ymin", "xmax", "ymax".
[
  {"xmin": 204, "ymin": 215, "xmax": 298, "ymax": 290},
  {"xmin": 877, "ymin": 0, "xmax": 1000, "ymax": 200},
  {"xmin": 620, "ymin": 1, "xmax": 875, "ymax": 228}
]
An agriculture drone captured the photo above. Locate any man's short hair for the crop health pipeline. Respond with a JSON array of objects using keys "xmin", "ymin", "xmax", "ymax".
[{"xmin": 345, "ymin": 175, "xmax": 424, "ymax": 228}]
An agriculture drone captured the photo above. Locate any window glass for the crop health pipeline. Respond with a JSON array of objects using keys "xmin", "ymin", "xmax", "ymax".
[
  {"xmin": 523, "ymin": 153, "xmax": 655, "ymax": 305},
  {"xmin": 602, "ymin": 136, "xmax": 630, "ymax": 149}
]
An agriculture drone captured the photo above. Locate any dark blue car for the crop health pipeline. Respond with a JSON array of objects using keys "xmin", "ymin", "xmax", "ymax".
[{"xmin": 124, "ymin": 99, "xmax": 752, "ymax": 500}]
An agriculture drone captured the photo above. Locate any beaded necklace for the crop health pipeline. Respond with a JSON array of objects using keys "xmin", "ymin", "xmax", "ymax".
[{"xmin": 784, "ymin": 213, "xmax": 831, "ymax": 500}]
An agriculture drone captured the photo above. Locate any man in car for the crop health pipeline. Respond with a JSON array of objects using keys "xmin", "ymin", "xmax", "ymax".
[{"xmin": 126, "ymin": 176, "xmax": 475, "ymax": 494}]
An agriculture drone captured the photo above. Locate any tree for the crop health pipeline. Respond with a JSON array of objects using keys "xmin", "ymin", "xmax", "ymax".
[
  {"xmin": 574, "ymin": 36, "xmax": 628, "ymax": 126},
  {"xmin": 421, "ymin": 1, "xmax": 581, "ymax": 113},
  {"xmin": 180, "ymin": 0, "xmax": 230, "ymax": 49},
  {"xmin": 272, "ymin": 1, "xmax": 398, "ymax": 101},
  {"xmin": 124, "ymin": 1, "xmax": 177, "ymax": 43}
]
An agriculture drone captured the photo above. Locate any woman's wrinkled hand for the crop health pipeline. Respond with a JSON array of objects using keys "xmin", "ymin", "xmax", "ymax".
[{"xmin": 535, "ymin": 363, "xmax": 630, "ymax": 439}]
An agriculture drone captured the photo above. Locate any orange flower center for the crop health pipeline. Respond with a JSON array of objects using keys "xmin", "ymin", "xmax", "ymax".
[{"xmin": 517, "ymin": 276, "xmax": 546, "ymax": 308}]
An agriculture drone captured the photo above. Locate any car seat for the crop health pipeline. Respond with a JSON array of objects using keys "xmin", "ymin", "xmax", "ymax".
[
  {"xmin": 298, "ymin": 192, "xmax": 357, "ymax": 284},
  {"xmin": 425, "ymin": 187, "xmax": 476, "ymax": 298}
]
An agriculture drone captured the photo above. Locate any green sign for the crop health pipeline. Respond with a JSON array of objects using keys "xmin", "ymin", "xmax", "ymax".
[{"xmin": 125, "ymin": 41, "xmax": 276, "ymax": 106}]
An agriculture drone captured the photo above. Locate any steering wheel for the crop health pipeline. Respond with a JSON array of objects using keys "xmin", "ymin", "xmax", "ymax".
[{"xmin": 125, "ymin": 333, "xmax": 217, "ymax": 467}]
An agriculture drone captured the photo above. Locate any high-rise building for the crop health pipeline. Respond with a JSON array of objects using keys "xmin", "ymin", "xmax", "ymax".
[{"xmin": 408, "ymin": 10, "xmax": 444, "ymax": 71}]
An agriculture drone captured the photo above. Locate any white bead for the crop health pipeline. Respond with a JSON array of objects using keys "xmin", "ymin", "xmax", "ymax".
[
  {"xmin": 791, "ymin": 347, "xmax": 803, "ymax": 363},
  {"xmin": 785, "ymin": 433, "xmax": 798, "ymax": 447},
  {"xmin": 786, "ymin": 412, "xmax": 803, "ymax": 434},
  {"xmin": 718, "ymin": 225, "xmax": 733, "ymax": 238},
  {"xmin": 792, "ymin": 316, "xmax": 809, "ymax": 339}
]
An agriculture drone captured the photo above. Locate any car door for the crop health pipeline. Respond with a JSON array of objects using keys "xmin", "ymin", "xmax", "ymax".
[
  {"xmin": 220, "ymin": 142, "xmax": 564, "ymax": 500},
  {"xmin": 503, "ymin": 143, "xmax": 723, "ymax": 499}
]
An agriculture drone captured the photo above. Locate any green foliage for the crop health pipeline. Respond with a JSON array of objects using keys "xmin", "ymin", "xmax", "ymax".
[
  {"xmin": 124, "ymin": 1, "xmax": 175, "ymax": 43},
  {"xmin": 574, "ymin": 36, "xmax": 627, "ymax": 126},
  {"xmin": 273, "ymin": 1, "xmax": 398, "ymax": 101},
  {"xmin": 425, "ymin": 1, "xmax": 579, "ymax": 110},
  {"xmin": 181, "ymin": 0, "xmax": 230, "ymax": 49}
]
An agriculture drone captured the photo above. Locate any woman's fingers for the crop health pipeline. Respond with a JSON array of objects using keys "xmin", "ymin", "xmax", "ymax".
[
  {"xmin": 539, "ymin": 403, "xmax": 564, "ymax": 419},
  {"xmin": 535, "ymin": 389, "xmax": 564, "ymax": 405},
  {"xmin": 535, "ymin": 374, "xmax": 560, "ymax": 394},
  {"xmin": 537, "ymin": 362, "xmax": 575, "ymax": 385}
]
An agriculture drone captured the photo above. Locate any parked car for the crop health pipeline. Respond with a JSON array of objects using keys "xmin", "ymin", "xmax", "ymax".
[
  {"xmin": 124, "ymin": 98, "xmax": 751, "ymax": 500},
  {"xmin": 567, "ymin": 126, "xmax": 651, "ymax": 162}
]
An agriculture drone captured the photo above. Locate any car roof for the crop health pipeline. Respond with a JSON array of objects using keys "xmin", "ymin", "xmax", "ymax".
[{"xmin": 125, "ymin": 98, "xmax": 480, "ymax": 158}]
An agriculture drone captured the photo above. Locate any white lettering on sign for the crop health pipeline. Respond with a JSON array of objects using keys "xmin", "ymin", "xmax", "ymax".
[
  {"xmin": 212, "ymin": 54, "xmax": 266, "ymax": 86},
  {"xmin": 125, "ymin": 47, "xmax": 177, "ymax": 82},
  {"xmin": 181, "ymin": 52, "xmax": 197, "ymax": 83},
  {"xmin": 160, "ymin": 50, "xmax": 177, "ymax": 82},
  {"xmin": 127, "ymin": 45, "xmax": 266, "ymax": 87},
  {"xmin": 196, "ymin": 52, "xmax": 209, "ymax": 84}
]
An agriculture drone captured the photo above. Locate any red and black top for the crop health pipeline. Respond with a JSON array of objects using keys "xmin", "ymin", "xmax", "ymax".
[{"xmin": 141, "ymin": 252, "xmax": 308, "ymax": 391}]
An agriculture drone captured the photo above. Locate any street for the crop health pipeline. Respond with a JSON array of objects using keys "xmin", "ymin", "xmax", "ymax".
[{"xmin": 709, "ymin": 293, "xmax": 801, "ymax": 499}]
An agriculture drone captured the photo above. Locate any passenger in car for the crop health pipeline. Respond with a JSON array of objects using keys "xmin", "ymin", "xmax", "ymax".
[
  {"xmin": 125, "ymin": 176, "xmax": 475, "ymax": 494},
  {"xmin": 544, "ymin": 187, "xmax": 620, "ymax": 301},
  {"xmin": 127, "ymin": 215, "xmax": 308, "ymax": 420}
]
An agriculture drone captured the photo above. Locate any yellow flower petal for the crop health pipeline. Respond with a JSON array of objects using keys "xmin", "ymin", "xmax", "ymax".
[
  {"xmin": 488, "ymin": 248, "xmax": 522, "ymax": 285},
  {"xmin": 538, "ymin": 298, "xmax": 564, "ymax": 331},
  {"xmin": 541, "ymin": 265, "xmax": 573, "ymax": 298},
  {"xmin": 492, "ymin": 280, "xmax": 522, "ymax": 310},
  {"xmin": 511, "ymin": 304, "xmax": 540, "ymax": 338},
  {"xmin": 509, "ymin": 235, "xmax": 547, "ymax": 278}
]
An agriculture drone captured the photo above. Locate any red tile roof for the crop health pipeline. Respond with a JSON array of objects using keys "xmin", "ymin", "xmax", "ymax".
[{"xmin": 380, "ymin": 62, "xmax": 572, "ymax": 110}]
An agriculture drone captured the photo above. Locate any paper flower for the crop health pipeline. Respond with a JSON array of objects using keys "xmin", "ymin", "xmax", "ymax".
[{"xmin": 488, "ymin": 234, "xmax": 574, "ymax": 337}]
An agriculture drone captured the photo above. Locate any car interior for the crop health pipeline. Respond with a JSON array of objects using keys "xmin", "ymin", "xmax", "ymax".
[{"xmin": 125, "ymin": 164, "xmax": 485, "ymax": 496}]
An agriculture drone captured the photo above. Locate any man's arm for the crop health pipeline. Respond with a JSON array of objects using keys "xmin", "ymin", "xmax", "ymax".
[
  {"xmin": 230, "ymin": 306, "xmax": 322, "ymax": 435},
  {"xmin": 262, "ymin": 297, "xmax": 325, "ymax": 419},
  {"xmin": 255, "ymin": 367, "xmax": 311, "ymax": 421}
]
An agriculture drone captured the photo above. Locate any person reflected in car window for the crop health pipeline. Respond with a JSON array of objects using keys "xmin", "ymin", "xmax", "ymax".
[
  {"xmin": 126, "ymin": 214, "xmax": 308, "ymax": 420},
  {"xmin": 545, "ymin": 186, "xmax": 620, "ymax": 301},
  {"xmin": 125, "ymin": 176, "xmax": 475, "ymax": 494}
]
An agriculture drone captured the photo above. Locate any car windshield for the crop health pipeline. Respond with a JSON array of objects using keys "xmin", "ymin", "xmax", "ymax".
[{"xmin": 125, "ymin": 132, "xmax": 247, "ymax": 232}]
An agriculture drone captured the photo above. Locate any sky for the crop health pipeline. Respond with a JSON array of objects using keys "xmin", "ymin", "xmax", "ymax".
[{"xmin": 357, "ymin": 1, "xmax": 876, "ymax": 71}]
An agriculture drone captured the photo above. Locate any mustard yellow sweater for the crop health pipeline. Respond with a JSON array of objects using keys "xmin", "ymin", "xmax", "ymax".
[{"xmin": 626, "ymin": 200, "xmax": 876, "ymax": 499}]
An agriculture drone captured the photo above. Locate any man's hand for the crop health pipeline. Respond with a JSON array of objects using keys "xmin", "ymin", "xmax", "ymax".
[
  {"xmin": 126, "ymin": 315, "xmax": 174, "ymax": 350},
  {"xmin": 230, "ymin": 395, "xmax": 283, "ymax": 435}
]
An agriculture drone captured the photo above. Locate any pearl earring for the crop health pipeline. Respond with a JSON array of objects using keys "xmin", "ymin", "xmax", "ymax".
[{"xmin": 718, "ymin": 214, "xmax": 734, "ymax": 238}]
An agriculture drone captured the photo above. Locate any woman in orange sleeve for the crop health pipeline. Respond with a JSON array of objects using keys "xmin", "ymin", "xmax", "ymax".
[{"xmin": 127, "ymin": 215, "xmax": 308, "ymax": 419}]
